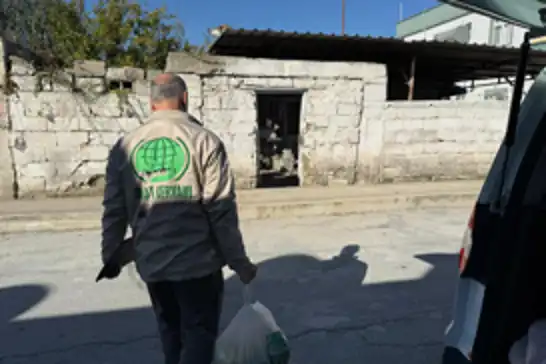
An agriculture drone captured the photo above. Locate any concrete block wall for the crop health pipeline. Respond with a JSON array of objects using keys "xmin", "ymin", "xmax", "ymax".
[
  {"xmin": 363, "ymin": 101, "xmax": 508, "ymax": 183},
  {"xmin": 200, "ymin": 75, "xmax": 258, "ymax": 187},
  {"xmin": 297, "ymin": 78, "xmax": 366, "ymax": 186}
]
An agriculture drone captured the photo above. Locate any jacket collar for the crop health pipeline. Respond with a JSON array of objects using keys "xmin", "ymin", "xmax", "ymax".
[{"xmin": 148, "ymin": 109, "xmax": 187, "ymax": 121}]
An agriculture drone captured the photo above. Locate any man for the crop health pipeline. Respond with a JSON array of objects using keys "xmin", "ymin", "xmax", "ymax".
[{"xmin": 100, "ymin": 73, "xmax": 257, "ymax": 364}]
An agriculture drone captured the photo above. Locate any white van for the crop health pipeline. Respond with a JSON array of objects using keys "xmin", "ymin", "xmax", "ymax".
[{"xmin": 440, "ymin": 1, "xmax": 546, "ymax": 363}]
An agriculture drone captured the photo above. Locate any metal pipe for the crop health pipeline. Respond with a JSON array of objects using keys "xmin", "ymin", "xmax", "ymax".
[
  {"xmin": 341, "ymin": 0, "xmax": 346, "ymax": 35},
  {"xmin": 490, "ymin": 31, "xmax": 530, "ymax": 214},
  {"xmin": 505, "ymin": 31, "xmax": 530, "ymax": 147},
  {"xmin": 529, "ymin": 34, "xmax": 546, "ymax": 45},
  {"xmin": 408, "ymin": 57, "xmax": 416, "ymax": 100},
  {"xmin": 76, "ymin": 0, "xmax": 84, "ymax": 15}
]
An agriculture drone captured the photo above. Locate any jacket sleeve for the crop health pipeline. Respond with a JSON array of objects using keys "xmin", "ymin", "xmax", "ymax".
[
  {"xmin": 202, "ymin": 139, "xmax": 252, "ymax": 273},
  {"xmin": 101, "ymin": 139, "xmax": 128, "ymax": 264}
]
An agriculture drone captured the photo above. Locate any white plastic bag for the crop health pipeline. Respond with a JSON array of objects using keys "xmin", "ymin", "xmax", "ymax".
[
  {"xmin": 509, "ymin": 319, "xmax": 546, "ymax": 364},
  {"xmin": 214, "ymin": 287, "xmax": 290, "ymax": 364},
  {"xmin": 526, "ymin": 320, "xmax": 546, "ymax": 364}
]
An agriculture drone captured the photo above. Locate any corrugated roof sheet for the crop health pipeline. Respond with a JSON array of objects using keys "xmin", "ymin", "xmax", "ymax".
[
  {"xmin": 210, "ymin": 27, "xmax": 532, "ymax": 53},
  {"xmin": 208, "ymin": 28, "xmax": 546, "ymax": 81}
]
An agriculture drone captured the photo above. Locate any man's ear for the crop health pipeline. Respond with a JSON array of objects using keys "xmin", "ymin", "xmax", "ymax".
[{"xmin": 180, "ymin": 92, "xmax": 188, "ymax": 112}]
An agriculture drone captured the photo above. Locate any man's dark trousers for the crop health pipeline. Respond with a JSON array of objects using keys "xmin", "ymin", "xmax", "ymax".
[{"xmin": 147, "ymin": 271, "xmax": 224, "ymax": 364}]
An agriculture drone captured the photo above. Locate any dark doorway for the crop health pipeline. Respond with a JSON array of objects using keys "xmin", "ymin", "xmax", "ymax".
[{"xmin": 256, "ymin": 92, "xmax": 302, "ymax": 188}]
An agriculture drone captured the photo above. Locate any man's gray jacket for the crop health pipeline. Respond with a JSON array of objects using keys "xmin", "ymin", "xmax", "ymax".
[{"xmin": 100, "ymin": 109, "xmax": 252, "ymax": 282}]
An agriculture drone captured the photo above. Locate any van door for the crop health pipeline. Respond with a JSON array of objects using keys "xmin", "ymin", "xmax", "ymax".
[
  {"xmin": 471, "ymin": 110, "xmax": 546, "ymax": 363},
  {"xmin": 443, "ymin": 67, "xmax": 546, "ymax": 364}
]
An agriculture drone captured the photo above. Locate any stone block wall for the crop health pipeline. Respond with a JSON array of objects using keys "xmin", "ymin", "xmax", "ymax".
[
  {"xmin": 184, "ymin": 75, "xmax": 372, "ymax": 187},
  {"xmin": 167, "ymin": 53, "xmax": 388, "ymax": 187},
  {"xmin": 5, "ymin": 56, "xmax": 155, "ymax": 197},
  {"xmin": 0, "ymin": 48, "xmax": 511, "ymax": 198},
  {"xmin": 167, "ymin": 53, "xmax": 508, "ymax": 187}
]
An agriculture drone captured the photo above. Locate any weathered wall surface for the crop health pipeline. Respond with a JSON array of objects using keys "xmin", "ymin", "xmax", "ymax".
[
  {"xmin": 5, "ymin": 56, "xmax": 155, "ymax": 197},
  {"xmin": 0, "ymin": 39, "xmax": 15, "ymax": 198},
  {"xmin": 363, "ymin": 101, "xmax": 508, "ymax": 183},
  {"xmin": 168, "ymin": 53, "xmax": 508, "ymax": 187},
  {"xmin": 168, "ymin": 54, "xmax": 389, "ymax": 187},
  {"xmin": 180, "ymin": 75, "xmax": 376, "ymax": 187},
  {"xmin": 0, "ymin": 49, "xmax": 509, "ymax": 198},
  {"xmin": 0, "ymin": 97, "xmax": 14, "ymax": 198}
]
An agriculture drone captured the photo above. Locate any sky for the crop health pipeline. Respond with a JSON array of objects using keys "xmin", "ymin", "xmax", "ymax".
[
  {"xmin": 176, "ymin": 0, "xmax": 439, "ymax": 44},
  {"xmin": 88, "ymin": 0, "xmax": 440, "ymax": 45}
]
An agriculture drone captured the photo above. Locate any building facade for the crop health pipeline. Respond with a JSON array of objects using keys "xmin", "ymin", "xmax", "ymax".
[
  {"xmin": 396, "ymin": 4, "xmax": 531, "ymax": 101},
  {"xmin": 0, "ymin": 49, "xmax": 511, "ymax": 198},
  {"xmin": 396, "ymin": 4, "xmax": 527, "ymax": 47}
]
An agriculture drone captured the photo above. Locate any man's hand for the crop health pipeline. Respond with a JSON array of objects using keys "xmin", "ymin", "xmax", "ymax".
[
  {"xmin": 237, "ymin": 263, "xmax": 258, "ymax": 285},
  {"xmin": 103, "ymin": 264, "xmax": 122, "ymax": 279}
]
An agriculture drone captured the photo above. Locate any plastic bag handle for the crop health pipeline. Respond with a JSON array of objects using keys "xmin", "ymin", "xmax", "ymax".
[{"xmin": 243, "ymin": 284, "xmax": 254, "ymax": 304}]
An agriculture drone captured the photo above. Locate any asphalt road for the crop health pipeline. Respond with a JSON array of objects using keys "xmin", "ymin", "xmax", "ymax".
[{"xmin": 0, "ymin": 207, "xmax": 469, "ymax": 364}]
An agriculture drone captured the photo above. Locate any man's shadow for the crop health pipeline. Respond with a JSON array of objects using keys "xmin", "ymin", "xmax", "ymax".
[
  {"xmin": 221, "ymin": 247, "xmax": 456, "ymax": 364},
  {"xmin": 222, "ymin": 245, "xmax": 368, "ymax": 331},
  {"xmin": 0, "ymin": 284, "xmax": 50, "ymax": 325},
  {"xmin": 0, "ymin": 245, "xmax": 457, "ymax": 364}
]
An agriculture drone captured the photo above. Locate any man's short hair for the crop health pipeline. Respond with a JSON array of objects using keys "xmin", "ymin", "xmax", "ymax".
[{"xmin": 150, "ymin": 73, "xmax": 187, "ymax": 102}]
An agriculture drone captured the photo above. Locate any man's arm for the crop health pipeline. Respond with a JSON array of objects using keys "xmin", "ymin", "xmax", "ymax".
[
  {"xmin": 202, "ymin": 139, "xmax": 253, "ymax": 274},
  {"xmin": 101, "ymin": 139, "xmax": 128, "ymax": 264}
]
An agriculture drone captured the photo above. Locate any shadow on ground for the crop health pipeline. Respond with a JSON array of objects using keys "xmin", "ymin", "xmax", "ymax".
[{"xmin": 0, "ymin": 246, "xmax": 457, "ymax": 364}]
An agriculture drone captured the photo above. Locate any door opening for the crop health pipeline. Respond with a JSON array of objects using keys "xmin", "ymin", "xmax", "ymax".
[{"xmin": 256, "ymin": 92, "xmax": 302, "ymax": 188}]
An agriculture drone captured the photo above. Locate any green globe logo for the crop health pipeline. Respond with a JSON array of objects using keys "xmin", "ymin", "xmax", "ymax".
[{"xmin": 131, "ymin": 137, "xmax": 190, "ymax": 183}]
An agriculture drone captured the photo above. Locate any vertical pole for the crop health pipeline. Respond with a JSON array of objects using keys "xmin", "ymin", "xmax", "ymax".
[
  {"xmin": 76, "ymin": 0, "xmax": 85, "ymax": 16},
  {"xmin": 341, "ymin": 0, "xmax": 346, "ymax": 35},
  {"xmin": 408, "ymin": 56, "xmax": 416, "ymax": 100}
]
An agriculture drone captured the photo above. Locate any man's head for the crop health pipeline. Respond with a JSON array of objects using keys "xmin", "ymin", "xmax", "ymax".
[{"xmin": 150, "ymin": 73, "xmax": 188, "ymax": 112}]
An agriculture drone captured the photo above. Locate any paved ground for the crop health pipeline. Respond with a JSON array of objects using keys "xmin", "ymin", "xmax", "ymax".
[
  {"xmin": 0, "ymin": 207, "xmax": 469, "ymax": 364},
  {"xmin": 0, "ymin": 180, "xmax": 480, "ymax": 233},
  {"xmin": 0, "ymin": 180, "xmax": 481, "ymax": 216}
]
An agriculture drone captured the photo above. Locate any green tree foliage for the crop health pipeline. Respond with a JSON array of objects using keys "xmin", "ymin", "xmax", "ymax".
[
  {"xmin": 89, "ymin": 0, "xmax": 184, "ymax": 69},
  {"xmin": 0, "ymin": 0, "xmax": 90, "ymax": 67},
  {"xmin": 0, "ymin": 0, "xmax": 189, "ymax": 69}
]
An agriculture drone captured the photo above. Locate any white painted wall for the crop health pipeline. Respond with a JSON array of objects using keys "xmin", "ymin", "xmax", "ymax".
[
  {"xmin": 405, "ymin": 13, "xmax": 488, "ymax": 44},
  {"xmin": 403, "ymin": 12, "xmax": 527, "ymax": 47},
  {"xmin": 456, "ymin": 77, "xmax": 534, "ymax": 101},
  {"xmin": 403, "ymin": 13, "xmax": 531, "ymax": 101}
]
